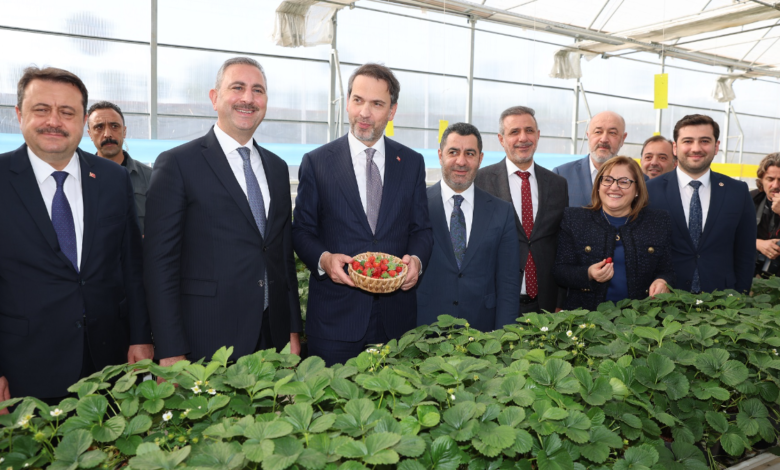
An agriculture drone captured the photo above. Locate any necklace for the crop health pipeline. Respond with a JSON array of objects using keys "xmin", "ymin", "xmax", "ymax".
[{"xmin": 602, "ymin": 210, "xmax": 629, "ymax": 241}]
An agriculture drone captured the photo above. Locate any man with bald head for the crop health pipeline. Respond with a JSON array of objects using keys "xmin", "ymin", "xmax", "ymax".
[{"xmin": 553, "ymin": 111, "xmax": 627, "ymax": 207}]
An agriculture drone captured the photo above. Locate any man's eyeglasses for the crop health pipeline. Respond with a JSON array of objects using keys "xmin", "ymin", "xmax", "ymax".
[{"xmin": 600, "ymin": 175, "xmax": 635, "ymax": 189}]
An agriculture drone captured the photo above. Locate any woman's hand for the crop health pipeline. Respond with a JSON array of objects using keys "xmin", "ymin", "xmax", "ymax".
[
  {"xmin": 588, "ymin": 259, "xmax": 614, "ymax": 283},
  {"xmin": 648, "ymin": 278, "xmax": 670, "ymax": 297},
  {"xmin": 757, "ymin": 238, "xmax": 780, "ymax": 259}
]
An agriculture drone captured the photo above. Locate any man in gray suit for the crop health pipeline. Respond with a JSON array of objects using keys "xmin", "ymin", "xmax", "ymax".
[
  {"xmin": 552, "ymin": 111, "xmax": 627, "ymax": 208},
  {"xmin": 87, "ymin": 101, "xmax": 152, "ymax": 234},
  {"xmin": 475, "ymin": 106, "xmax": 568, "ymax": 314}
]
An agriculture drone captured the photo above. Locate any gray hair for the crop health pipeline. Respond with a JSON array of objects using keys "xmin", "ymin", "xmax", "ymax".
[
  {"xmin": 499, "ymin": 106, "xmax": 538, "ymax": 134},
  {"xmin": 214, "ymin": 57, "xmax": 267, "ymax": 91}
]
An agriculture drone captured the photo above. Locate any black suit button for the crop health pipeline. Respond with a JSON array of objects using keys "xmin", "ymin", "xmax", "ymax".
[
  {"xmin": 78, "ymin": 279, "xmax": 86, "ymax": 286},
  {"xmin": 453, "ymin": 301, "xmax": 459, "ymax": 305},
  {"xmin": 263, "ymin": 246, "xmax": 267, "ymax": 252},
  {"xmin": 75, "ymin": 321, "xmax": 82, "ymax": 329},
  {"xmin": 697, "ymin": 254, "xmax": 700, "ymax": 259},
  {"xmin": 373, "ymin": 239, "xmax": 378, "ymax": 245},
  {"xmin": 258, "ymin": 280, "xmax": 264, "ymax": 287},
  {"xmin": 458, "ymin": 274, "xmax": 464, "ymax": 278}
]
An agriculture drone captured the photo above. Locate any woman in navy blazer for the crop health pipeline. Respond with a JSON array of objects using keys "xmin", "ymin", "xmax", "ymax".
[{"xmin": 554, "ymin": 157, "xmax": 675, "ymax": 311}]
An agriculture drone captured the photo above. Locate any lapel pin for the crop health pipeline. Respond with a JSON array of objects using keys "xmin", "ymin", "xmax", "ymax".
[
  {"xmin": 396, "ymin": 156, "xmax": 401, "ymax": 162},
  {"xmin": 89, "ymin": 172, "xmax": 96, "ymax": 179},
  {"xmin": 719, "ymin": 182, "xmax": 724, "ymax": 187}
]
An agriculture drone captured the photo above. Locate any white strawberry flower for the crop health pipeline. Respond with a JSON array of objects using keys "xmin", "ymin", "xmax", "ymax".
[
  {"xmin": 566, "ymin": 330, "xmax": 573, "ymax": 337},
  {"xmin": 450, "ymin": 394, "xmax": 456, "ymax": 400},
  {"xmin": 580, "ymin": 323, "xmax": 587, "ymax": 329},
  {"xmin": 207, "ymin": 388, "xmax": 217, "ymax": 395},
  {"xmin": 50, "ymin": 408, "xmax": 63, "ymax": 417},
  {"xmin": 572, "ymin": 336, "xmax": 578, "ymax": 341},
  {"xmin": 541, "ymin": 327, "xmax": 549, "ymax": 332},
  {"xmin": 695, "ymin": 299, "xmax": 703, "ymax": 305},
  {"xmin": 191, "ymin": 385, "xmax": 202, "ymax": 394},
  {"xmin": 163, "ymin": 411, "xmax": 173, "ymax": 422}
]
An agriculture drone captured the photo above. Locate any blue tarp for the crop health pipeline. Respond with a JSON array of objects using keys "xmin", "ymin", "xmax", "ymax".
[{"xmin": 0, "ymin": 133, "xmax": 582, "ymax": 171}]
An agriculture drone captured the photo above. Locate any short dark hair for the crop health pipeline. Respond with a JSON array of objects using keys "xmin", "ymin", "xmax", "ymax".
[
  {"xmin": 756, "ymin": 152, "xmax": 780, "ymax": 192},
  {"xmin": 215, "ymin": 56, "xmax": 267, "ymax": 90},
  {"xmin": 640, "ymin": 135, "xmax": 675, "ymax": 160},
  {"xmin": 499, "ymin": 106, "xmax": 538, "ymax": 134},
  {"xmin": 17, "ymin": 66, "xmax": 88, "ymax": 115},
  {"xmin": 347, "ymin": 63, "xmax": 400, "ymax": 105},
  {"xmin": 440, "ymin": 122, "xmax": 483, "ymax": 153},
  {"xmin": 673, "ymin": 114, "xmax": 720, "ymax": 142},
  {"xmin": 87, "ymin": 101, "xmax": 125, "ymax": 125}
]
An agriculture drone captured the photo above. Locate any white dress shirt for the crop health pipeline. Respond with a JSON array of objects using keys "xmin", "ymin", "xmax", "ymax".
[
  {"xmin": 347, "ymin": 130, "xmax": 386, "ymax": 213},
  {"xmin": 214, "ymin": 123, "xmax": 270, "ymax": 217},
  {"xmin": 676, "ymin": 166, "xmax": 711, "ymax": 229},
  {"xmin": 440, "ymin": 182, "xmax": 475, "ymax": 245},
  {"xmin": 505, "ymin": 158, "xmax": 539, "ymax": 296},
  {"xmin": 28, "ymin": 148, "xmax": 84, "ymax": 269},
  {"xmin": 589, "ymin": 156, "xmax": 599, "ymax": 183}
]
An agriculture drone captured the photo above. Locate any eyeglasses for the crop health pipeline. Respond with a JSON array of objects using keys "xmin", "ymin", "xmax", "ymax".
[{"xmin": 600, "ymin": 175, "xmax": 635, "ymax": 189}]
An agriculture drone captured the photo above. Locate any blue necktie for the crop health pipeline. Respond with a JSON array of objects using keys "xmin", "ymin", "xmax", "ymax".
[
  {"xmin": 238, "ymin": 147, "xmax": 268, "ymax": 310},
  {"xmin": 450, "ymin": 195, "xmax": 467, "ymax": 269},
  {"xmin": 51, "ymin": 171, "xmax": 79, "ymax": 272},
  {"xmin": 689, "ymin": 180, "xmax": 703, "ymax": 292}
]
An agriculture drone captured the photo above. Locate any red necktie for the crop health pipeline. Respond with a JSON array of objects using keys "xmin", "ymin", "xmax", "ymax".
[{"xmin": 516, "ymin": 171, "xmax": 537, "ymax": 299}]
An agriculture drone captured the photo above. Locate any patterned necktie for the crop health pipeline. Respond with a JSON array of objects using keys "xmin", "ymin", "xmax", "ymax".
[
  {"xmin": 689, "ymin": 180, "xmax": 703, "ymax": 293},
  {"xmin": 51, "ymin": 171, "xmax": 79, "ymax": 272},
  {"xmin": 238, "ymin": 147, "xmax": 268, "ymax": 310},
  {"xmin": 517, "ymin": 171, "xmax": 537, "ymax": 299},
  {"xmin": 450, "ymin": 195, "xmax": 467, "ymax": 269},
  {"xmin": 365, "ymin": 148, "xmax": 382, "ymax": 234}
]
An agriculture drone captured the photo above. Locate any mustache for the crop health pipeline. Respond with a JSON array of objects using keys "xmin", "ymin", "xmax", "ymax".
[
  {"xmin": 36, "ymin": 127, "xmax": 69, "ymax": 137},
  {"xmin": 234, "ymin": 104, "xmax": 260, "ymax": 112},
  {"xmin": 596, "ymin": 143, "xmax": 611, "ymax": 149},
  {"xmin": 100, "ymin": 137, "xmax": 119, "ymax": 147}
]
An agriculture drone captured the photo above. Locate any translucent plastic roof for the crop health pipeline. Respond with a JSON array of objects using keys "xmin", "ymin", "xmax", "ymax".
[{"xmin": 376, "ymin": 0, "xmax": 780, "ymax": 77}]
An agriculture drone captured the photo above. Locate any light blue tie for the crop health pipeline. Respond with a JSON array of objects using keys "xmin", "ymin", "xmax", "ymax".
[
  {"xmin": 450, "ymin": 195, "xmax": 466, "ymax": 269},
  {"xmin": 238, "ymin": 147, "xmax": 268, "ymax": 310},
  {"xmin": 689, "ymin": 180, "xmax": 703, "ymax": 293},
  {"xmin": 52, "ymin": 171, "xmax": 79, "ymax": 272}
]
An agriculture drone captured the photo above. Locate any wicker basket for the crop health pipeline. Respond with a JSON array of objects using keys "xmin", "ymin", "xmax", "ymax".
[{"xmin": 348, "ymin": 252, "xmax": 408, "ymax": 294}]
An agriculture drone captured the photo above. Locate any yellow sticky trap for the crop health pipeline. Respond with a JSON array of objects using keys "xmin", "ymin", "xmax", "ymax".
[
  {"xmin": 385, "ymin": 120, "xmax": 394, "ymax": 137},
  {"xmin": 653, "ymin": 132, "xmax": 661, "ymax": 136},
  {"xmin": 654, "ymin": 73, "xmax": 668, "ymax": 109},
  {"xmin": 438, "ymin": 120, "xmax": 449, "ymax": 143}
]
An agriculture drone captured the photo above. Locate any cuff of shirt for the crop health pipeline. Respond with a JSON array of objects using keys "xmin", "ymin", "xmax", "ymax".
[
  {"xmin": 317, "ymin": 251, "xmax": 329, "ymax": 276},
  {"xmin": 411, "ymin": 255, "xmax": 423, "ymax": 275}
]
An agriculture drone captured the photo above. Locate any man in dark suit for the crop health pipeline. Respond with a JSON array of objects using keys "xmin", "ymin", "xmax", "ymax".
[
  {"xmin": 476, "ymin": 106, "xmax": 569, "ymax": 314},
  {"xmin": 553, "ymin": 111, "xmax": 627, "ymax": 207},
  {"xmin": 144, "ymin": 57, "xmax": 302, "ymax": 367},
  {"xmin": 647, "ymin": 114, "xmax": 755, "ymax": 293},
  {"xmin": 293, "ymin": 63, "xmax": 432, "ymax": 366},
  {"xmin": 417, "ymin": 123, "xmax": 520, "ymax": 331},
  {"xmin": 87, "ymin": 101, "xmax": 153, "ymax": 234},
  {"xmin": 0, "ymin": 67, "xmax": 152, "ymax": 411}
]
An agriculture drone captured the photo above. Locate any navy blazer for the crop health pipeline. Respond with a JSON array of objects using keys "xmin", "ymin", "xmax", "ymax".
[
  {"xmin": 647, "ymin": 170, "xmax": 755, "ymax": 293},
  {"xmin": 292, "ymin": 134, "xmax": 433, "ymax": 342},
  {"xmin": 554, "ymin": 207, "xmax": 675, "ymax": 311},
  {"xmin": 553, "ymin": 155, "xmax": 593, "ymax": 208},
  {"xmin": 0, "ymin": 145, "xmax": 151, "ymax": 398},
  {"xmin": 416, "ymin": 183, "xmax": 520, "ymax": 331},
  {"xmin": 144, "ymin": 128, "xmax": 302, "ymax": 362}
]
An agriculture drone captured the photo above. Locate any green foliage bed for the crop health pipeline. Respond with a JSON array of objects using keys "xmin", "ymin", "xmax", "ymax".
[{"xmin": 3, "ymin": 278, "xmax": 780, "ymax": 470}]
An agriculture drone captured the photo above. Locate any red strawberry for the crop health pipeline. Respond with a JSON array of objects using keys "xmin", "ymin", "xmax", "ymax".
[
  {"xmin": 396, "ymin": 265, "xmax": 403, "ymax": 273},
  {"xmin": 388, "ymin": 270, "xmax": 396, "ymax": 277},
  {"xmin": 381, "ymin": 258, "xmax": 389, "ymax": 265},
  {"xmin": 606, "ymin": 257, "xmax": 613, "ymax": 264},
  {"xmin": 380, "ymin": 264, "xmax": 388, "ymax": 271},
  {"xmin": 352, "ymin": 261, "xmax": 361, "ymax": 270},
  {"xmin": 368, "ymin": 256, "xmax": 375, "ymax": 263}
]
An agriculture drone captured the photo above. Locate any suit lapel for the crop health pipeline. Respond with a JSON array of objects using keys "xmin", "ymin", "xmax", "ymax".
[
  {"xmin": 577, "ymin": 156, "xmax": 593, "ymax": 207},
  {"xmin": 333, "ymin": 136, "xmax": 373, "ymax": 235},
  {"xmin": 700, "ymin": 172, "xmax": 725, "ymax": 245},
  {"xmin": 79, "ymin": 150, "xmax": 99, "ymax": 271},
  {"xmin": 376, "ymin": 137, "xmax": 402, "ymax": 234},
  {"xmin": 256, "ymin": 143, "xmax": 277, "ymax": 238},
  {"xmin": 530, "ymin": 163, "xmax": 550, "ymax": 242},
  {"xmin": 8, "ymin": 145, "xmax": 79, "ymax": 272},
  {"xmin": 495, "ymin": 159, "xmax": 527, "ymax": 243},
  {"xmin": 665, "ymin": 171, "xmax": 695, "ymax": 249},
  {"xmin": 201, "ymin": 128, "xmax": 262, "ymax": 238},
  {"xmin": 429, "ymin": 183, "xmax": 459, "ymax": 271},
  {"xmin": 461, "ymin": 188, "xmax": 494, "ymax": 271}
]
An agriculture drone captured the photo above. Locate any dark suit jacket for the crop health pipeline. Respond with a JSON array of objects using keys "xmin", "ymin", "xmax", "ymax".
[
  {"xmin": 123, "ymin": 151, "xmax": 152, "ymax": 235},
  {"xmin": 416, "ymin": 183, "xmax": 520, "ymax": 331},
  {"xmin": 292, "ymin": 134, "xmax": 432, "ymax": 342},
  {"xmin": 554, "ymin": 208, "xmax": 675, "ymax": 311},
  {"xmin": 647, "ymin": 170, "xmax": 755, "ymax": 293},
  {"xmin": 0, "ymin": 145, "xmax": 151, "ymax": 398},
  {"xmin": 144, "ymin": 127, "xmax": 302, "ymax": 362},
  {"xmin": 552, "ymin": 155, "xmax": 593, "ymax": 208},
  {"xmin": 475, "ymin": 160, "xmax": 568, "ymax": 312}
]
